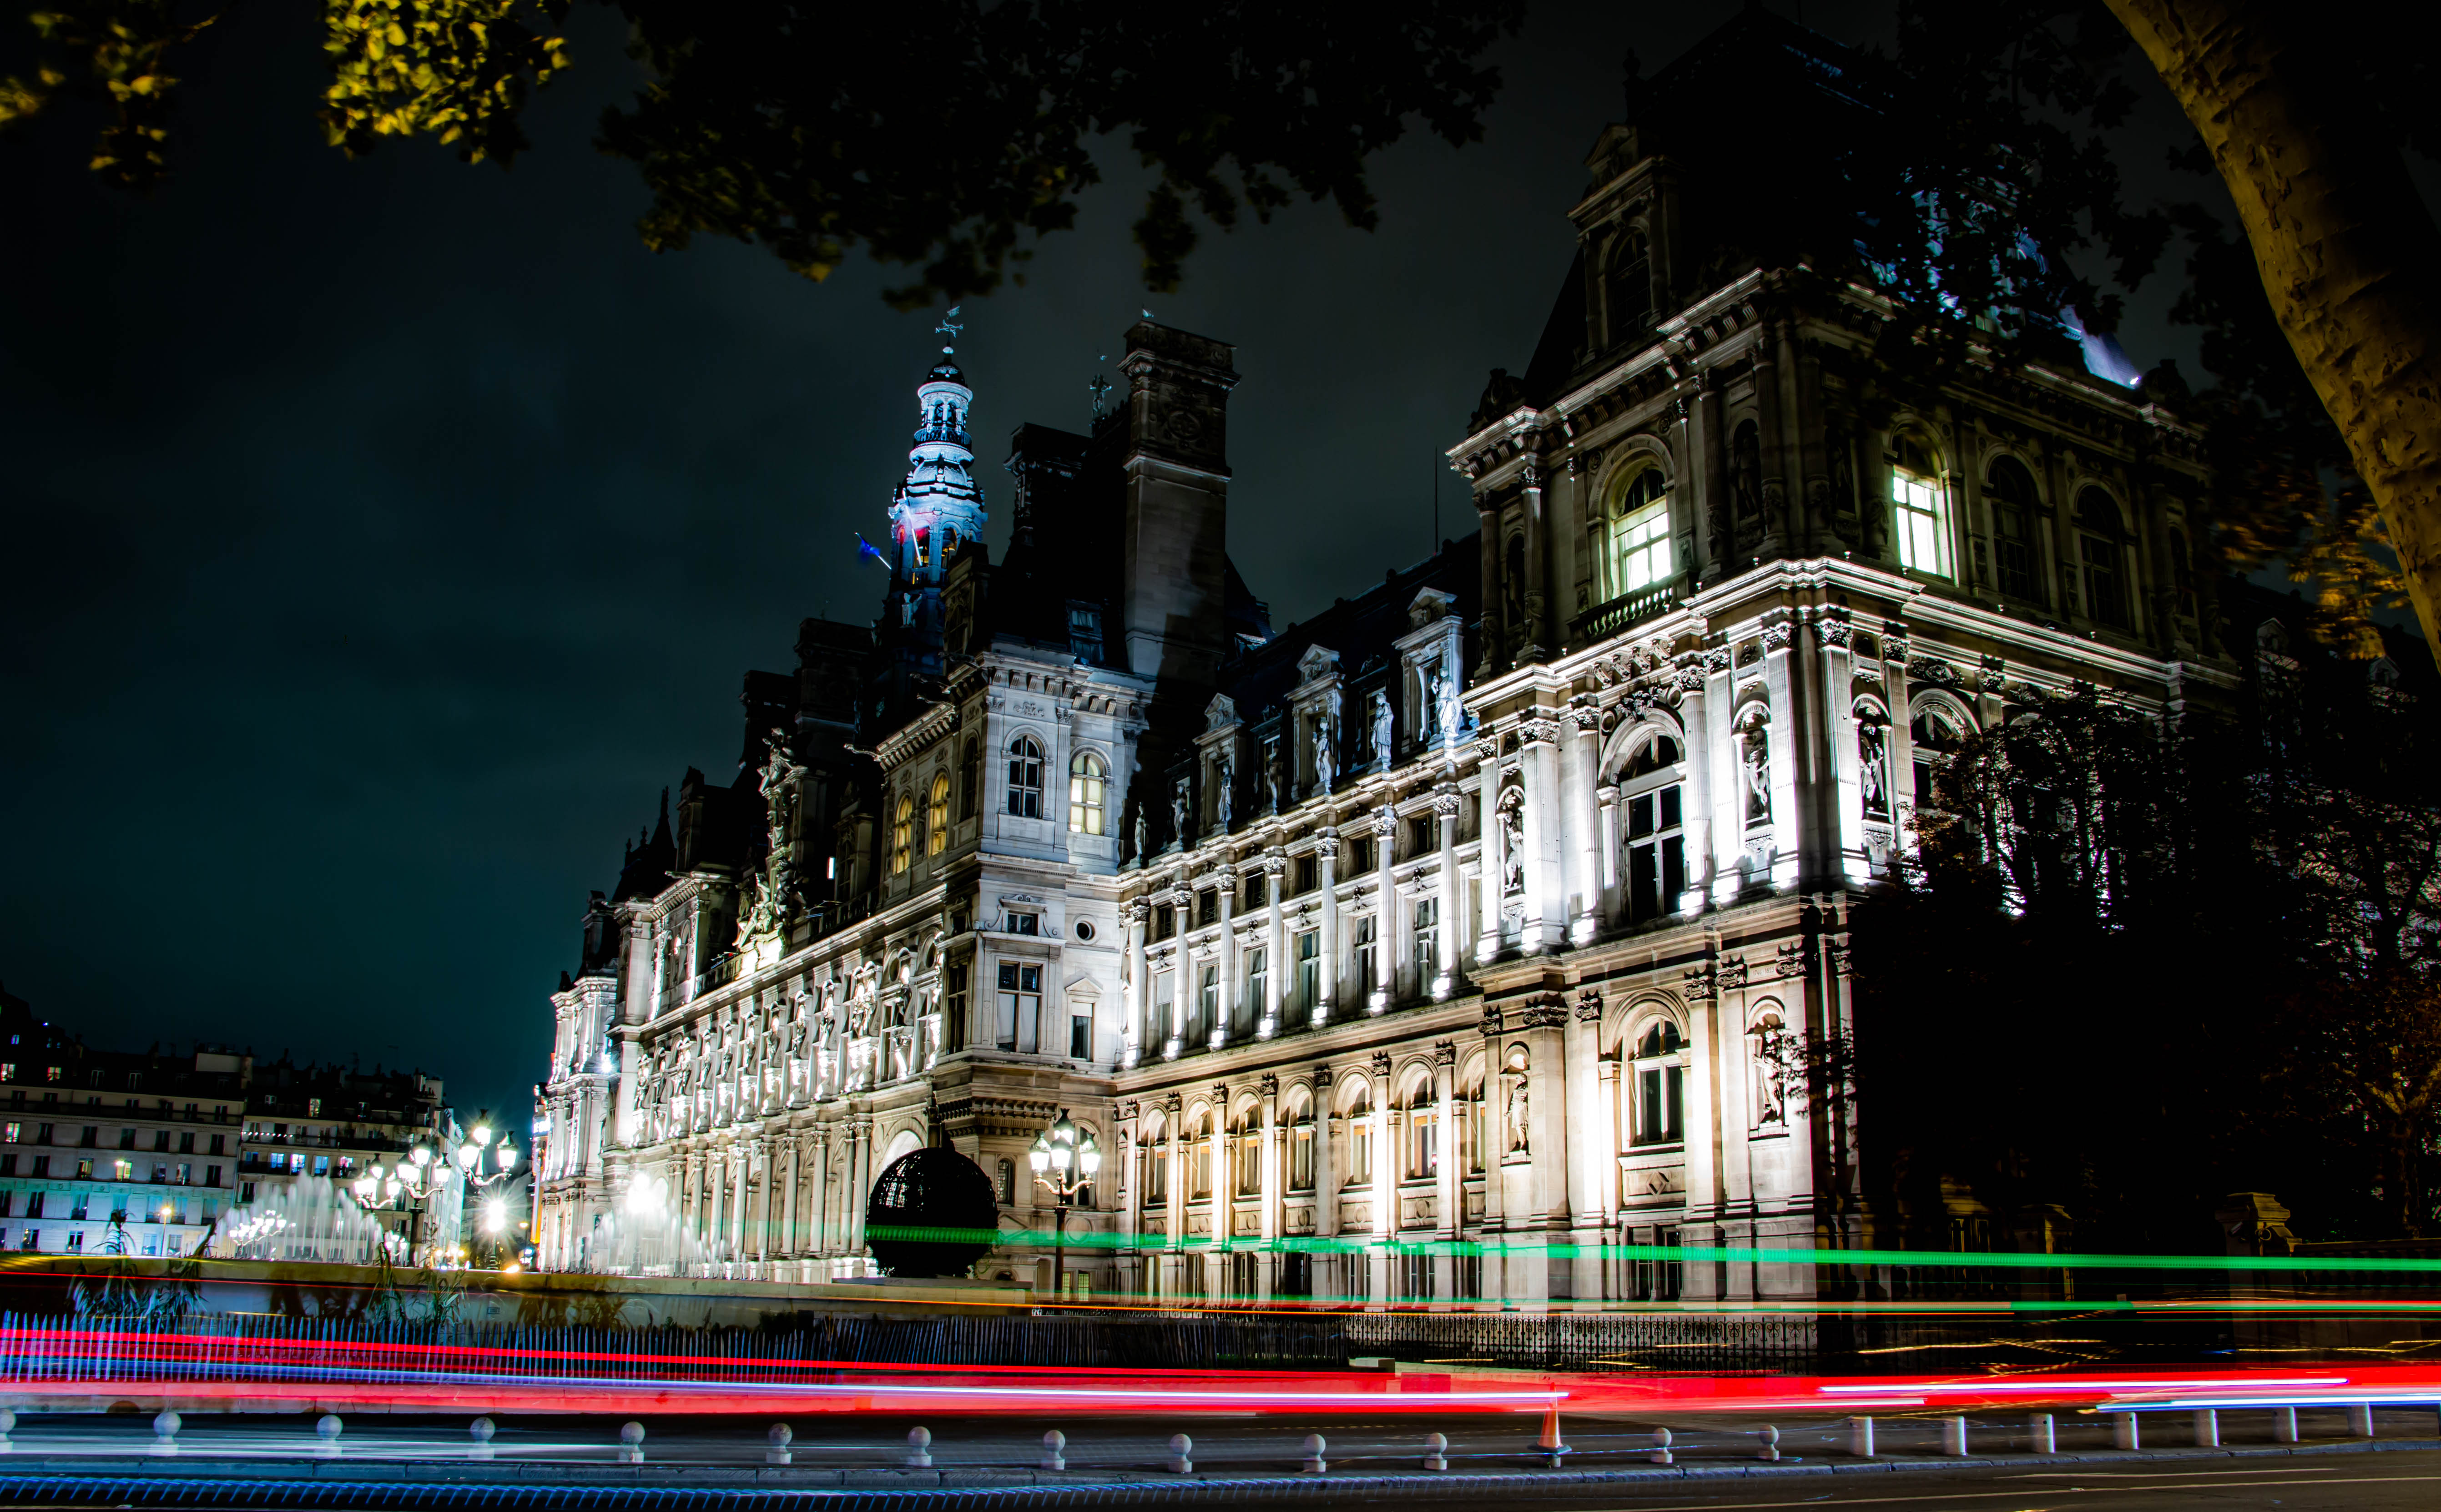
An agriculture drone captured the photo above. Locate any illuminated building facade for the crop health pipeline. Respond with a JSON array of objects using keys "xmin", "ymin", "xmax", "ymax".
[{"xmin": 533, "ymin": 10, "xmax": 2228, "ymax": 1304}]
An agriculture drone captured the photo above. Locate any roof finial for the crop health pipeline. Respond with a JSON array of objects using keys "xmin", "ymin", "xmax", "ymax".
[
  {"xmin": 1089, "ymin": 354, "xmax": 1112, "ymax": 422},
  {"xmin": 935, "ymin": 304, "xmax": 964, "ymax": 355}
]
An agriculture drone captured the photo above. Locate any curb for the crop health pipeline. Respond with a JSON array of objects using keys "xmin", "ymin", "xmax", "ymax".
[{"xmin": 1, "ymin": 1438, "xmax": 2438, "ymax": 1507}]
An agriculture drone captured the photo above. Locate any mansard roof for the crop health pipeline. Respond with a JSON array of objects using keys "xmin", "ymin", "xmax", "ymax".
[{"xmin": 1215, "ymin": 533, "xmax": 1479, "ymax": 728}]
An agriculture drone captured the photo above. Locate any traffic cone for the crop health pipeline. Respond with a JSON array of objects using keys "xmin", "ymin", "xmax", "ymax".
[{"xmin": 1538, "ymin": 1396, "xmax": 1568, "ymax": 1463}]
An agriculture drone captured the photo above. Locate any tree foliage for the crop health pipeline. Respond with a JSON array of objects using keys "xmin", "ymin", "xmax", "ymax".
[
  {"xmin": 0, "ymin": 0, "xmax": 1519, "ymax": 304},
  {"xmin": 1855, "ymin": 666, "xmax": 2441, "ymax": 1247}
]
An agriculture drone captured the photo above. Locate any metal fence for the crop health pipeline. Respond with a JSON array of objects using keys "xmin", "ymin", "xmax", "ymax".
[
  {"xmin": 0, "ymin": 1309, "xmax": 1349, "ymax": 1385},
  {"xmin": 1343, "ymin": 1309, "xmax": 1816, "ymax": 1373}
]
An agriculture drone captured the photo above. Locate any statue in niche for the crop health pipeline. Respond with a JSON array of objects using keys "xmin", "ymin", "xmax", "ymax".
[
  {"xmin": 1742, "ymin": 718, "xmax": 1774, "ymax": 827},
  {"xmin": 1506, "ymin": 1076, "xmax": 1531, "ymax": 1152},
  {"xmin": 1370, "ymin": 690, "xmax": 1393, "ymax": 769},
  {"xmin": 1132, "ymin": 803, "xmax": 1149, "ymax": 862},
  {"xmin": 1499, "ymin": 794, "xmax": 1525, "ymax": 895},
  {"xmin": 1857, "ymin": 720, "xmax": 1889, "ymax": 818},
  {"xmin": 1170, "ymin": 777, "xmax": 1190, "ymax": 847},
  {"xmin": 1215, "ymin": 757, "xmax": 1234, "ymax": 829},
  {"xmin": 1434, "ymin": 661, "xmax": 1463, "ymax": 744},
  {"xmin": 1312, "ymin": 717, "xmax": 1336, "ymax": 794},
  {"xmin": 847, "ymin": 991, "xmax": 876, "ymax": 1040},
  {"xmin": 1261, "ymin": 737, "xmax": 1283, "ymax": 813}
]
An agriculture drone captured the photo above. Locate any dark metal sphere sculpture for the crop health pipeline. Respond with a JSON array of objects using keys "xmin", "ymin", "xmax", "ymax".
[{"xmin": 863, "ymin": 1147, "xmax": 999, "ymax": 1278}]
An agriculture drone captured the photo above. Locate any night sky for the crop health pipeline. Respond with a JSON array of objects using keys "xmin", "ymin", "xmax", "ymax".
[{"xmin": 2, "ymin": 0, "xmax": 2219, "ymax": 1126}]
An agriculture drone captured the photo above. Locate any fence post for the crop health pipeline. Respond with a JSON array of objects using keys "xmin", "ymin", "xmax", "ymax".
[
  {"xmin": 2112, "ymin": 1412, "xmax": 2140, "ymax": 1450},
  {"xmin": 1848, "ymin": 1416, "xmax": 1876, "ymax": 1458},
  {"xmin": 2272, "ymin": 1406, "xmax": 2299, "ymax": 1443},
  {"xmin": 2029, "ymin": 1413, "xmax": 2056, "ymax": 1453}
]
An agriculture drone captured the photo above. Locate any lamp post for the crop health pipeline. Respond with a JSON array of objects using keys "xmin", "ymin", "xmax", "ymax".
[
  {"xmin": 1027, "ymin": 1109, "xmax": 1101, "ymax": 1301},
  {"xmin": 351, "ymin": 1119, "xmax": 519, "ymax": 1265}
]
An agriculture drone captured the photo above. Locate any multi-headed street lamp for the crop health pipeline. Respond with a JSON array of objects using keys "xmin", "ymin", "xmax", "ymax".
[
  {"xmin": 1026, "ymin": 1109, "xmax": 1101, "ymax": 1300},
  {"xmin": 350, "ymin": 1120, "xmax": 520, "ymax": 1264}
]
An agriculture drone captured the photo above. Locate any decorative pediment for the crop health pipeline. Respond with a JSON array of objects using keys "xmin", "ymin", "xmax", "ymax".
[
  {"xmin": 1407, "ymin": 586, "xmax": 1457, "ymax": 629},
  {"xmin": 1202, "ymin": 692, "xmax": 1239, "ymax": 733},
  {"xmin": 1296, "ymin": 645, "xmax": 1340, "ymax": 685}
]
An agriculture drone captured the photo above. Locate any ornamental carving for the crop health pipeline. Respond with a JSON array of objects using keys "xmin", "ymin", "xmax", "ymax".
[
  {"xmin": 1761, "ymin": 621, "xmax": 1796, "ymax": 652},
  {"xmin": 1683, "ymin": 963, "xmax": 1717, "ymax": 1001},
  {"xmin": 1826, "ymin": 938, "xmax": 1853, "ymax": 976},
  {"xmin": 1703, "ymin": 648, "xmax": 1733, "ymax": 674},
  {"xmin": 1909, "ymin": 655, "xmax": 1959, "ymax": 686},
  {"xmin": 1775, "ymin": 938, "xmax": 1813, "ymax": 978},
  {"xmin": 1718, "ymin": 954, "xmax": 1750, "ymax": 991},
  {"xmin": 1258, "ymin": 1074, "xmax": 1279, "ymax": 1098},
  {"xmin": 1816, "ymin": 617, "xmax": 1852, "ymax": 648},
  {"xmin": 1575, "ymin": 988, "xmax": 1604, "ymax": 1023},
  {"xmin": 1481, "ymin": 1004, "xmax": 1504, "ymax": 1036},
  {"xmin": 1370, "ymin": 1050, "xmax": 1392, "ymax": 1078},
  {"xmin": 1115, "ymin": 1100, "xmax": 1140, "ymax": 1121},
  {"xmin": 1520, "ymin": 717, "xmax": 1563, "ymax": 746},
  {"xmin": 1518, "ymin": 996, "xmax": 1570, "ymax": 1030},
  {"xmin": 1433, "ymin": 1039, "xmax": 1457, "ymax": 1067},
  {"xmin": 1312, "ymin": 1065, "xmax": 1333, "ymax": 1089}
]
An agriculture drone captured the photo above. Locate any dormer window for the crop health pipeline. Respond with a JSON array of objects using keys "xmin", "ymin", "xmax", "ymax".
[
  {"xmin": 1006, "ymin": 911, "xmax": 1040, "ymax": 937},
  {"xmin": 1006, "ymin": 736, "xmax": 1045, "ymax": 818},
  {"xmin": 1606, "ymin": 465, "xmax": 1672, "ymax": 599},
  {"xmin": 1607, "ymin": 227, "xmax": 1653, "ymax": 344},
  {"xmin": 1891, "ymin": 436, "xmax": 1952, "ymax": 579}
]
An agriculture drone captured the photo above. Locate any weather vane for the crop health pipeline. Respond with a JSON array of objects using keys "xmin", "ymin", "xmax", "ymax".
[
  {"xmin": 1088, "ymin": 355, "xmax": 1112, "ymax": 422},
  {"xmin": 936, "ymin": 304, "xmax": 963, "ymax": 355}
]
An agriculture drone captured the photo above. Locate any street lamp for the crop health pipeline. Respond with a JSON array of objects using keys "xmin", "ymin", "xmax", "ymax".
[
  {"xmin": 454, "ymin": 1121, "xmax": 522, "ymax": 1189},
  {"xmin": 1026, "ymin": 1109, "xmax": 1101, "ymax": 1300}
]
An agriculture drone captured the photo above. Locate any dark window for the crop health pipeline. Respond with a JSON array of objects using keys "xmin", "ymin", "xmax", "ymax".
[
  {"xmin": 1987, "ymin": 457, "xmax": 2043, "ymax": 605},
  {"xmin": 1069, "ymin": 1011, "xmax": 1091, "ymax": 1060},
  {"xmin": 1242, "ymin": 873, "xmax": 1267, "ymax": 910},
  {"xmin": 944, "ymin": 963, "xmax": 969, "ymax": 1052},
  {"xmin": 2077, "ymin": 489, "xmax": 2129, "ymax": 630},
  {"xmin": 1295, "ymin": 856, "xmax": 1318, "ymax": 895},
  {"xmin": 1152, "ymin": 904, "xmax": 1175, "ymax": 941},
  {"xmin": 24, "ymin": 1193, "xmax": 41, "ymax": 1218},
  {"xmin": 1410, "ymin": 816, "xmax": 1436, "ymax": 855},
  {"xmin": 79, "ymin": 1126, "xmax": 96, "ymax": 1148},
  {"xmin": 1607, "ymin": 226, "xmax": 1652, "ymax": 343},
  {"xmin": 1008, "ymin": 912, "xmax": 1039, "ymax": 936},
  {"xmin": 1352, "ymin": 837, "xmax": 1376, "ymax": 873},
  {"xmin": 958, "ymin": 739, "xmax": 980, "ymax": 820},
  {"xmin": 1197, "ymin": 890, "xmax": 1218, "ymax": 927}
]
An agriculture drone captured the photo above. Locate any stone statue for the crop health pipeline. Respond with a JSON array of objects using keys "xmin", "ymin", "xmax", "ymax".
[
  {"xmin": 1215, "ymin": 757, "xmax": 1234, "ymax": 829},
  {"xmin": 1132, "ymin": 803, "xmax": 1149, "ymax": 861},
  {"xmin": 1499, "ymin": 798, "xmax": 1525, "ymax": 895},
  {"xmin": 1370, "ymin": 690, "xmax": 1393, "ymax": 769},
  {"xmin": 1312, "ymin": 718, "xmax": 1336, "ymax": 794},
  {"xmin": 1435, "ymin": 661, "xmax": 1463, "ymax": 744},
  {"xmin": 1506, "ymin": 1076, "xmax": 1530, "ymax": 1152},
  {"xmin": 1263, "ymin": 737, "xmax": 1284, "ymax": 812},
  {"xmin": 1857, "ymin": 721, "xmax": 1887, "ymax": 817},
  {"xmin": 1742, "ymin": 721, "xmax": 1773, "ymax": 826},
  {"xmin": 1170, "ymin": 777, "xmax": 1190, "ymax": 846}
]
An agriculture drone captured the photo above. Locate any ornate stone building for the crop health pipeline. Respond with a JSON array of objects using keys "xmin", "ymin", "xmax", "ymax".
[{"xmin": 534, "ymin": 10, "xmax": 2230, "ymax": 1305}]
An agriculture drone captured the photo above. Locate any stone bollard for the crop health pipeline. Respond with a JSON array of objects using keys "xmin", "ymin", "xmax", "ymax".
[
  {"xmin": 0, "ymin": 1406, "xmax": 13, "ymax": 1455},
  {"xmin": 1301, "ymin": 1433, "xmax": 1327, "ymax": 1473},
  {"xmin": 2111, "ymin": 1412, "xmax": 2139, "ymax": 1451},
  {"xmin": 767, "ymin": 1423, "xmax": 793, "ymax": 1467},
  {"xmin": 2193, "ymin": 1409, "xmax": 2219, "ymax": 1448},
  {"xmin": 2272, "ymin": 1406, "xmax": 2299, "ymax": 1444},
  {"xmin": 150, "ymin": 1410, "xmax": 180, "ymax": 1458},
  {"xmin": 469, "ymin": 1417, "xmax": 496, "ymax": 1462},
  {"xmin": 1848, "ymin": 1416, "xmax": 1875, "ymax": 1459},
  {"xmin": 905, "ymin": 1426, "xmax": 933, "ymax": 1469},
  {"xmin": 1941, "ymin": 1416, "xmax": 1968, "ymax": 1456},
  {"xmin": 1167, "ymin": 1433, "xmax": 1193, "ymax": 1474},
  {"xmin": 2029, "ymin": 1413, "xmax": 2055, "ymax": 1454},
  {"xmin": 1649, "ymin": 1427, "xmax": 1674, "ymax": 1466},
  {"xmin": 619, "ymin": 1421, "xmax": 646, "ymax": 1464},
  {"xmin": 1755, "ymin": 1425, "xmax": 1780, "ymax": 1462},
  {"xmin": 1040, "ymin": 1430, "xmax": 1066, "ymax": 1472},
  {"xmin": 1421, "ymin": 1432, "xmax": 1448, "ymax": 1472},
  {"xmin": 315, "ymin": 1414, "xmax": 344, "ymax": 1459},
  {"xmin": 2349, "ymin": 1403, "xmax": 2375, "ymax": 1439}
]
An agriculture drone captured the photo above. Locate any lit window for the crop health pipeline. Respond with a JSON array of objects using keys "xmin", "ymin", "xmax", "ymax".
[
  {"xmin": 1618, "ymin": 735, "xmax": 1686, "ymax": 923},
  {"xmin": 1068, "ymin": 750, "xmax": 1107, "ymax": 835},
  {"xmin": 927, "ymin": 771, "xmax": 950, "ymax": 855},
  {"xmin": 1412, "ymin": 897, "xmax": 1439, "ymax": 985},
  {"xmin": 1409, "ymin": 1102, "xmax": 1438, "ymax": 1178},
  {"xmin": 994, "ymin": 962, "xmax": 1041, "ymax": 1053},
  {"xmin": 890, "ymin": 791, "xmax": 913, "ymax": 875},
  {"xmin": 1629, "ymin": 1022, "xmax": 1685, "ymax": 1146},
  {"xmin": 1609, "ymin": 468, "xmax": 1672, "ymax": 596},
  {"xmin": 1288, "ymin": 1113, "xmax": 1315, "ymax": 1191},
  {"xmin": 1348, "ymin": 1099, "xmax": 1373, "ymax": 1184},
  {"xmin": 1006, "ymin": 736, "xmax": 1044, "ymax": 818},
  {"xmin": 1891, "ymin": 438, "xmax": 1952, "ymax": 578}
]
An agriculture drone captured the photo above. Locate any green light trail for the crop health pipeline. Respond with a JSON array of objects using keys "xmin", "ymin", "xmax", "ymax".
[{"xmin": 865, "ymin": 1225, "xmax": 2441, "ymax": 1275}]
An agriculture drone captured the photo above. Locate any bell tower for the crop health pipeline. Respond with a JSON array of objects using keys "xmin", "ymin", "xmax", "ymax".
[{"xmin": 885, "ymin": 308, "xmax": 989, "ymax": 635}]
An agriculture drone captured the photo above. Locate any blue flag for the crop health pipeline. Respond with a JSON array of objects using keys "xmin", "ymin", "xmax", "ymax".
[{"xmin": 856, "ymin": 533, "xmax": 888, "ymax": 567}]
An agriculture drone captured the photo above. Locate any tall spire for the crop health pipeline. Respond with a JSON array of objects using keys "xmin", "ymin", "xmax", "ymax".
[{"xmin": 884, "ymin": 311, "xmax": 988, "ymax": 625}]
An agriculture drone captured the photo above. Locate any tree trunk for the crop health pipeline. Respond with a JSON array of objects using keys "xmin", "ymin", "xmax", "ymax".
[{"xmin": 2106, "ymin": 0, "xmax": 2441, "ymax": 661}]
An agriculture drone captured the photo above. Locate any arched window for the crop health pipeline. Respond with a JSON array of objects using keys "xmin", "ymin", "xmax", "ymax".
[
  {"xmin": 2075, "ymin": 488, "xmax": 2130, "ymax": 630},
  {"xmin": 1629, "ymin": 1021, "xmax": 1684, "ymax": 1146},
  {"xmin": 890, "ymin": 791, "xmax": 914, "ymax": 875},
  {"xmin": 1891, "ymin": 434, "xmax": 1952, "ymax": 578},
  {"xmin": 1068, "ymin": 750, "xmax": 1107, "ymax": 836},
  {"xmin": 1346, "ymin": 1088, "xmax": 1374, "ymax": 1185},
  {"xmin": 1006, "ymin": 736, "xmax": 1044, "ymax": 818},
  {"xmin": 1987, "ymin": 456, "xmax": 2043, "ymax": 605},
  {"xmin": 1607, "ymin": 227, "xmax": 1653, "ymax": 344},
  {"xmin": 957, "ymin": 738, "xmax": 980, "ymax": 820},
  {"xmin": 1188, "ymin": 1110, "xmax": 1212, "ymax": 1198},
  {"xmin": 1287, "ymin": 1097, "xmax": 1316, "ymax": 1191},
  {"xmin": 1911, "ymin": 705, "xmax": 1967, "ymax": 807},
  {"xmin": 1145, "ymin": 1122, "xmax": 1169, "ymax": 1205},
  {"xmin": 1233, "ymin": 1107, "xmax": 1261, "ymax": 1195},
  {"xmin": 1616, "ymin": 732, "xmax": 1686, "ymax": 923},
  {"xmin": 1606, "ymin": 465, "xmax": 1673, "ymax": 599},
  {"xmin": 1406, "ymin": 1080, "xmax": 1439, "ymax": 1179},
  {"xmin": 926, "ymin": 771, "xmax": 950, "ymax": 855}
]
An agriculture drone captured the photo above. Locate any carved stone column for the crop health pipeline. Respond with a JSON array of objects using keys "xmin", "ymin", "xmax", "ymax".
[
  {"xmin": 1164, "ymin": 1094, "xmax": 1185, "ymax": 1255},
  {"xmin": 1370, "ymin": 807, "xmax": 1397, "ymax": 1012},
  {"xmin": 1313, "ymin": 1066, "xmax": 1339, "ymax": 1240},
  {"xmin": 1566, "ymin": 702, "xmax": 1603, "ymax": 945},
  {"xmin": 1761, "ymin": 616, "xmax": 1802, "ymax": 888},
  {"xmin": 1595, "ymin": 784, "xmax": 1621, "ymax": 926},
  {"xmin": 1566, "ymin": 991, "xmax": 1604, "ymax": 1230},
  {"xmin": 1124, "ymin": 900, "xmax": 1150, "ymax": 1068},
  {"xmin": 1520, "ymin": 719, "xmax": 1566, "ymax": 953},
  {"xmin": 1314, "ymin": 829, "xmax": 1340, "ymax": 1026},
  {"xmin": 1434, "ymin": 789, "xmax": 1462, "ymax": 999},
  {"xmin": 1521, "ymin": 998, "xmax": 1571, "ymax": 1232},
  {"xmin": 1475, "ymin": 739, "xmax": 1503, "ymax": 963},
  {"xmin": 1433, "ymin": 1040, "xmax": 1459, "ymax": 1242},
  {"xmin": 1261, "ymin": 853, "xmax": 1287, "ymax": 1038},
  {"xmin": 1213, "ymin": 868, "xmax": 1237, "ymax": 1049}
]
